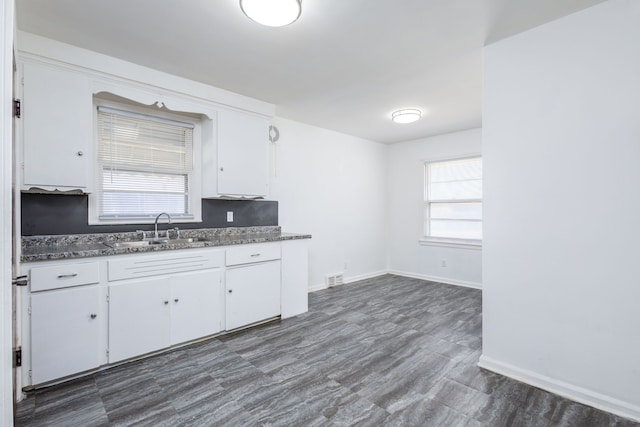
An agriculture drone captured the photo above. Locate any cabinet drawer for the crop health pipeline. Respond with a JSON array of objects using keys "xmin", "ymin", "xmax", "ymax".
[
  {"xmin": 108, "ymin": 249, "xmax": 224, "ymax": 281},
  {"xmin": 30, "ymin": 262, "xmax": 100, "ymax": 292},
  {"xmin": 226, "ymin": 242, "xmax": 281, "ymax": 266}
]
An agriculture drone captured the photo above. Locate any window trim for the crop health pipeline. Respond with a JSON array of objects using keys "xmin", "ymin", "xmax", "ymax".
[
  {"xmin": 88, "ymin": 98, "xmax": 202, "ymax": 225},
  {"xmin": 423, "ymin": 154, "xmax": 482, "ymax": 245}
]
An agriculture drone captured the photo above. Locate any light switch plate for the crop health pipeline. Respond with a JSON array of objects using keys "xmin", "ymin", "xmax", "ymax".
[{"xmin": 227, "ymin": 211, "xmax": 233, "ymax": 222}]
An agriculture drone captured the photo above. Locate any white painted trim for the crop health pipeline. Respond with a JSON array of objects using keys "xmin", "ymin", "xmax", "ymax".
[
  {"xmin": 16, "ymin": 31, "xmax": 275, "ymax": 117},
  {"xmin": 310, "ymin": 269, "xmax": 481, "ymax": 293},
  {"xmin": 388, "ymin": 269, "xmax": 482, "ymax": 290},
  {"xmin": 308, "ymin": 282, "xmax": 327, "ymax": 293},
  {"xmin": 478, "ymin": 355, "xmax": 640, "ymax": 423},
  {"xmin": 1, "ymin": 0, "xmax": 14, "ymax": 423},
  {"xmin": 418, "ymin": 238, "xmax": 482, "ymax": 250},
  {"xmin": 308, "ymin": 270, "xmax": 388, "ymax": 293},
  {"xmin": 420, "ymin": 152, "xmax": 482, "ymax": 165},
  {"xmin": 345, "ymin": 270, "xmax": 388, "ymax": 284}
]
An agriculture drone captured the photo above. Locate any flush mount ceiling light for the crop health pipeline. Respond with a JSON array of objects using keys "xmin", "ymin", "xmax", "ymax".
[
  {"xmin": 240, "ymin": 0, "xmax": 302, "ymax": 27},
  {"xmin": 391, "ymin": 109, "xmax": 422, "ymax": 124}
]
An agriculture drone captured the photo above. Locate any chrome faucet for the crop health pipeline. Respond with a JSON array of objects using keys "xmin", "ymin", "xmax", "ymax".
[{"xmin": 154, "ymin": 212, "xmax": 172, "ymax": 239}]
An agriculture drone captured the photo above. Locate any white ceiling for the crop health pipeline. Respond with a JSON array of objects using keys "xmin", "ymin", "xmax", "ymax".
[{"xmin": 16, "ymin": 0, "xmax": 604, "ymax": 144}]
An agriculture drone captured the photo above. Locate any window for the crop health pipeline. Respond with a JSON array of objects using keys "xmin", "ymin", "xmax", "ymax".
[
  {"xmin": 424, "ymin": 156, "xmax": 482, "ymax": 242},
  {"xmin": 90, "ymin": 103, "xmax": 201, "ymax": 224}
]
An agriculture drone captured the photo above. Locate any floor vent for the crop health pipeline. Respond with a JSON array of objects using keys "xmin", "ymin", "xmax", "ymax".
[{"xmin": 325, "ymin": 273, "xmax": 344, "ymax": 288}]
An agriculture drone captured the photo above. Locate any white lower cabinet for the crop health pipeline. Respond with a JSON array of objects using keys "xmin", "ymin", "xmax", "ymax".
[
  {"xmin": 31, "ymin": 285, "xmax": 101, "ymax": 384},
  {"xmin": 281, "ymin": 239, "xmax": 309, "ymax": 319},
  {"xmin": 170, "ymin": 270, "xmax": 223, "ymax": 345},
  {"xmin": 226, "ymin": 261, "xmax": 281, "ymax": 330},
  {"xmin": 108, "ymin": 269, "xmax": 222, "ymax": 363},
  {"xmin": 23, "ymin": 241, "xmax": 309, "ymax": 386},
  {"xmin": 108, "ymin": 276, "xmax": 172, "ymax": 363}
]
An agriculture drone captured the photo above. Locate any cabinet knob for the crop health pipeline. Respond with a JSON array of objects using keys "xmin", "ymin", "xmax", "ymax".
[
  {"xmin": 228, "ymin": 289, "xmax": 232, "ymax": 294},
  {"xmin": 164, "ymin": 300, "xmax": 169, "ymax": 305},
  {"xmin": 219, "ymin": 167, "xmax": 224, "ymax": 172},
  {"xmin": 90, "ymin": 314, "xmax": 97, "ymax": 319},
  {"xmin": 174, "ymin": 298, "xmax": 179, "ymax": 303},
  {"xmin": 77, "ymin": 151, "xmax": 84, "ymax": 157}
]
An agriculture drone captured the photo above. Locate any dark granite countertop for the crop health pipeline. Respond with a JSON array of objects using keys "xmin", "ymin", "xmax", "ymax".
[{"xmin": 21, "ymin": 226, "xmax": 311, "ymax": 262}]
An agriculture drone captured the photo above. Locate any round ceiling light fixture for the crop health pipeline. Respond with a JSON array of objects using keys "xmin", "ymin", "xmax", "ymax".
[
  {"xmin": 240, "ymin": 0, "xmax": 302, "ymax": 27},
  {"xmin": 391, "ymin": 109, "xmax": 422, "ymax": 124}
]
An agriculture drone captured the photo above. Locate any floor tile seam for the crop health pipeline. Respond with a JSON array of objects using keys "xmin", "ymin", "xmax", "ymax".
[
  {"xmin": 234, "ymin": 387, "xmax": 308, "ymax": 417},
  {"xmin": 460, "ymin": 385, "xmax": 535, "ymax": 425},
  {"xmin": 353, "ymin": 384, "xmax": 430, "ymax": 414},
  {"xmin": 99, "ymin": 384, "xmax": 173, "ymax": 416},
  {"xmin": 444, "ymin": 375, "xmax": 502, "ymax": 400},
  {"xmin": 425, "ymin": 394, "xmax": 492, "ymax": 423},
  {"xmin": 322, "ymin": 395, "xmax": 391, "ymax": 425},
  {"xmin": 426, "ymin": 379, "xmax": 494, "ymax": 409}
]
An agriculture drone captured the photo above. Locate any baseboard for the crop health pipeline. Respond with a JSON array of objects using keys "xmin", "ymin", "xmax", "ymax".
[
  {"xmin": 344, "ymin": 270, "xmax": 388, "ymax": 284},
  {"xmin": 387, "ymin": 269, "xmax": 482, "ymax": 290},
  {"xmin": 308, "ymin": 270, "xmax": 388, "ymax": 293},
  {"xmin": 308, "ymin": 282, "xmax": 327, "ymax": 293},
  {"xmin": 309, "ymin": 269, "xmax": 481, "ymax": 293},
  {"xmin": 478, "ymin": 355, "xmax": 640, "ymax": 422}
]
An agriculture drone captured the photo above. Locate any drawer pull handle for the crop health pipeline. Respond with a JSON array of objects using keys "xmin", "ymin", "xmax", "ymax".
[
  {"xmin": 164, "ymin": 300, "xmax": 169, "ymax": 305},
  {"xmin": 90, "ymin": 314, "xmax": 97, "ymax": 319},
  {"xmin": 250, "ymin": 253, "xmax": 261, "ymax": 257},
  {"xmin": 174, "ymin": 299, "xmax": 179, "ymax": 303},
  {"xmin": 57, "ymin": 273, "xmax": 78, "ymax": 279}
]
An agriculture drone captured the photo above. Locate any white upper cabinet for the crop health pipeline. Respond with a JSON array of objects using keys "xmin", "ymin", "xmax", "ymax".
[
  {"xmin": 21, "ymin": 61, "xmax": 93, "ymax": 192},
  {"xmin": 213, "ymin": 109, "xmax": 269, "ymax": 198},
  {"xmin": 18, "ymin": 53, "xmax": 272, "ymax": 198}
]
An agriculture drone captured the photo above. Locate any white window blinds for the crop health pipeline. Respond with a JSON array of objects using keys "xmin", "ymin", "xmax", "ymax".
[
  {"xmin": 96, "ymin": 106, "xmax": 195, "ymax": 220},
  {"xmin": 425, "ymin": 157, "xmax": 482, "ymax": 240}
]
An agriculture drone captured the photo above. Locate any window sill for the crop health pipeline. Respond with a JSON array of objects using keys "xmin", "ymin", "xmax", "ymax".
[
  {"xmin": 88, "ymin": 216, "xmax": 202, "ymax": 226},
  {"xmin": 419, "ymin": 237, "xmax": 482, "ymax": 250}
]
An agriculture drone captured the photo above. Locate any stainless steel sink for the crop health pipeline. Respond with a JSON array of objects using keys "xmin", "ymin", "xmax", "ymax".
[
  {"xmin": 107, "ymin": 240, "xmax": 152, "ymax": 248},
  {"xmin": 106, "ymin": 237, "xmax": 206, "ymax": 248},
  {"xmin": 165, "ymin": 238, "xmax": 200, "ymax": 244}
]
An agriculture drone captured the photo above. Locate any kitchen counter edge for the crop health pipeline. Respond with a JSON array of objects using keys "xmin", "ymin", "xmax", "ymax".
[{"xmin": 21, "ymin": 227, "xmax": 312, "ymax": 263}]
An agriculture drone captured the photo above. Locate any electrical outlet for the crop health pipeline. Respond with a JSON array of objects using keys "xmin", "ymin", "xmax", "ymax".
[{"xmin": 227, "ymin": 211, "xmax": 233, "ymax": 222}]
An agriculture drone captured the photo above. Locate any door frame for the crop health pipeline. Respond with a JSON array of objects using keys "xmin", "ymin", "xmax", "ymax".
[{"xmin": 1, "ymin": 0, "xmax": 15, "ymax": 424}]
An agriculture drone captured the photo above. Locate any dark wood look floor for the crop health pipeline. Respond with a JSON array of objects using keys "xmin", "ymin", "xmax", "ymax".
[{"xmin": 15, "ymin": 274, "xmax": 639, "ymax": 426}]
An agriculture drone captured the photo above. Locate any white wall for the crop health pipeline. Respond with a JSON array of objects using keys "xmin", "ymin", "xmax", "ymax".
[
  {"xmin": 387, "ymin": 128, "xmax": 482, "ymax": 288},
  {"xmin": 1, "ymin": 0, "xmax": 15, "ymax": 424},
  {"xmin": 481, "ymin": 0, "xmax": 640, "ymax": 421},
  {"xmin": 269, "ymin": 117, "xmax": 388, "ymax": 290}
]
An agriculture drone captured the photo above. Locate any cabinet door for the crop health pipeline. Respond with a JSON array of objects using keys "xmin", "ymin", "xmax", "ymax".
[
  {"xmin": 108, "ymin": 277, "xmax": 171, "ymax": 363},
  {"xmin": 31, "ymin": 286, "xmax": 101, "ymax": 384},
  {"xmin": 22, "ymin": 61, "xmax": 92, "ymax": 190},
  {"xmin": 170, "ymin": 269, "xmax": 223, "ymax": 345},
  {"xmin": 281, "ymin": 239, "xmax": 309, "ymax": 319},
  {"xmin": 217, "ymin": 109, "xmax": 269, "ymax": 197},
  {"xmin": 226, "ymin": 261, "xmax": 281, "ymax": 330}
]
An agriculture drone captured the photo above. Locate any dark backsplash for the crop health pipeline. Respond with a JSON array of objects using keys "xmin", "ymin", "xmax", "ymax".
[{"xmin": 21, "ymin": 193, "xmax": 278, "ymax": 236}]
